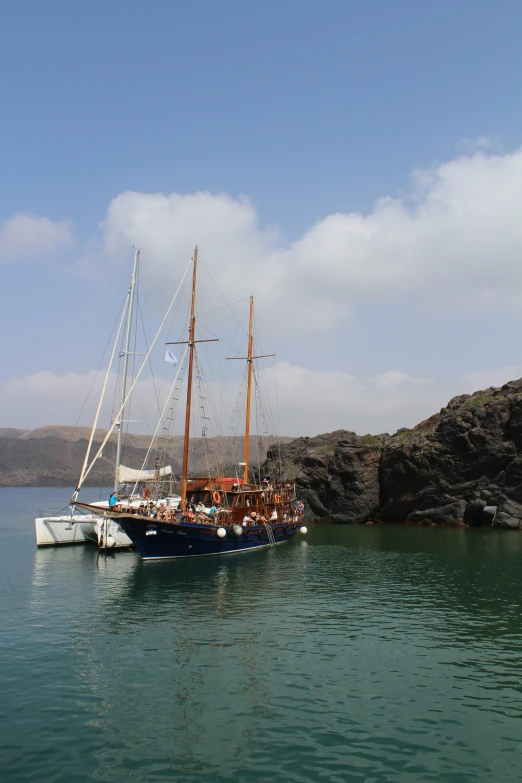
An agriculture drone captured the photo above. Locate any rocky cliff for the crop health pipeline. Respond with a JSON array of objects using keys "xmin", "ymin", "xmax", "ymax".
[{"xmin": 269, "ymin": 379, "xmax": 522, "ymax": 529}]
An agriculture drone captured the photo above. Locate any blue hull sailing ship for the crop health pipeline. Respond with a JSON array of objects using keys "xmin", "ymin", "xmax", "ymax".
[{"xmin": 75, "ymin": 246, "xmax": 306, "ymax": 560}]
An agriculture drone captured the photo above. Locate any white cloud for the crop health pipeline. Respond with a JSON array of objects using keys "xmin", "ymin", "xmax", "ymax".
[
  {"xmin": 0, "ymin": 213, "xmax": 75, "ymax": 264},
  {"xmin": 71, "ymin": 147, "xmax": 522, "ymax": 334},
  {"xmin": 0, "ymin": 370, "xmax": 167, "ymax": 434},
  {"xmin": 5, "ymin": 147, "xmax": 522, "ymax": 438},
  {"xmin": 265, "ymin": 363, "xmax": 440, "ymax": 434},
  {"xmin": 371, "ymin": 370, "xmax": 432, "ymax": 391}
]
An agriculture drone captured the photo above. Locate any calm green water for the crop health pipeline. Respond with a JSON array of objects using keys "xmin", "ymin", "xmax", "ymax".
[{"xmin": 2, "ymin": 488, "xmax": 522, "ymax": 782}]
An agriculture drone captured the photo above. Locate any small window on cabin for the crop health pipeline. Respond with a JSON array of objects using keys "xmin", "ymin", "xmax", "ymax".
[{"xmin": 236, "ymin": 495, "xmax": 242, "ymax": 508}]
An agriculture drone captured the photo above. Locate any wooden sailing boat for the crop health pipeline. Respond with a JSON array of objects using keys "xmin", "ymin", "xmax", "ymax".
[{"xmin": 75, "ymin": 246, "xmax": 307, "ymax": 560}]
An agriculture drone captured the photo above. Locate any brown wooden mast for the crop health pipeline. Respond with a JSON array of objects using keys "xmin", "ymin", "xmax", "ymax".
[
  {"xmin": 180, "ymin": 246, "xmax": 198, "ymax": 510},
  {"xmin": 227, "ymin": 296, "xmax": 274, "ymax": 485},
  {"xmin": 165, "ymin": 247, "xmax": 218, "ymax": 510},
  {"xmin": 243, "ymin": 296, "xmax": 254, "ymax": 483}
]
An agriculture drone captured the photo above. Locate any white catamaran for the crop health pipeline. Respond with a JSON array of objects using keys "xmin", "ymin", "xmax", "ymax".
[{"xmin": 35, "ymin": 248, "xmax": 180, "ymax": 549}]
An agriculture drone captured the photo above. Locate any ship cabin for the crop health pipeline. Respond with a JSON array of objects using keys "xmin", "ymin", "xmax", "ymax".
[{"xmin": 185, "ymin": 478, "xmax": 294, "ymax": 515}]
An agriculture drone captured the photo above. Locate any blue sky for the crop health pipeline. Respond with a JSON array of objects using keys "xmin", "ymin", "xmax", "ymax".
[{"xmin": 1, "ymin": 0, "xmax": 522, "ymax": 435}]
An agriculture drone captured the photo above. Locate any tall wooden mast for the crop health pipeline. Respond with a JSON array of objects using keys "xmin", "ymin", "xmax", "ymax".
[
  {"xmin": 165, "ymin": 247, "xmax": 218, "ymax": 509},
  {"xmin": 180, "ymin": 246, "xmax": 198, "ymax": 510},
  {"xmin": 243, "ymin": 296, "xmax": 254, "ymax": 483},
  {"xmin": 227, "ymin": 296, "xmax": 274, "ymax": 484}
]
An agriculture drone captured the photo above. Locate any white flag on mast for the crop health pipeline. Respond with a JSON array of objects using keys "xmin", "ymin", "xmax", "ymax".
[{"xmin": 165, "ymin": 349, "xmax": 179, "ymax": 365}]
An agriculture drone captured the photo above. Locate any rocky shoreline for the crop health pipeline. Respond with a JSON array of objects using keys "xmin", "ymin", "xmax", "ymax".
[
  {"xmin": 269, "ymin": 378, "xmax": 522, "ymax": 530},
  {"xmin": 5, "ymin": 380, "xmax": 522, "ymax": 530}
]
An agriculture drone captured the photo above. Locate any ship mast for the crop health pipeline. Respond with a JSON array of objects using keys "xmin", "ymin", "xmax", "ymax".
[
  {"xmin": 180, "ymin": 246, "xmax": 198, "ymax": 510},
  {"xmin": 227, "ymin": 296, "xmax": 275, "ymax": 485},
  {"xmin": 243, "ymin": 296, "xmax": 254, "ymax": 483},
  {"xmin": 115, "ymin": 246, "xmax": 139, "ymax": 492},
  {"xmin": 164, "ymin": 247, "xmax": 219, "ymax": 510}
]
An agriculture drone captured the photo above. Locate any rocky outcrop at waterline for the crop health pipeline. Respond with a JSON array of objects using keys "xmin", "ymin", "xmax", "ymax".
[{"xmin": 268, "ymin": 379, "xmax": 522, "ymax": 529}]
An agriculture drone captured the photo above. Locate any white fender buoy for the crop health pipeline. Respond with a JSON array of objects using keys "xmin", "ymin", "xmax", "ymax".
[
  {"xmin": 217, "ymin": 527, "xmax": 227, "ymax": 538},
  {"xmin": 106, "ymin": 535, "xmax": 116, "ymax": 549},
  {"xmin": 232, "ymin": 524, "xmax": 243, "ymax": 536},
  {"xmin": 299, "ymin": 526, "xmax": 308, "ymax": 534}
]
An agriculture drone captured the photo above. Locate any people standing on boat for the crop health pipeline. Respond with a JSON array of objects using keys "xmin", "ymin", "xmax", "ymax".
[
  {"xmin": 270, "ymin": 508, "xmax": 278, "ymax": 522},
  {"xmin": 109, "ymin": 491, "xmax": 118, "ymax": 510},
  {"xmin": 208, "ymin": 503, "xmax": 218, "ymax": 520},
  {"xmin": 242, "ymin": 514, "xmax": 250, "ymax": 527}
]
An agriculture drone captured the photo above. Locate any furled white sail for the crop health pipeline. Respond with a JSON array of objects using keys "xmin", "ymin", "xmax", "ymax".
[{"xmin": 117, "ymin": 465, "xmax": 172, "ymax": 483}]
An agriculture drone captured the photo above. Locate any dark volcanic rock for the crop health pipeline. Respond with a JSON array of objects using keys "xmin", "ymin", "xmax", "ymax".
[
  {"xmin": 378, "ymin": 385, "xmax": 518, "ymax": 526},
  {"xmin": 268, "ymin": 379, "xmax": 522, "ymax": 528},
  {"xmin": 267, "ymin": 430, "xmax": 386, "ymax": 523},
  {"xmin": 406, "ymin": 499, "xmax": 467, "ymax": 526}
]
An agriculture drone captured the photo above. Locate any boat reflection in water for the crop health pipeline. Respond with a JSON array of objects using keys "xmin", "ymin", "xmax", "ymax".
[{"xmin": 33, "ymin": 535, "xmax": 311, "ymax": 778}]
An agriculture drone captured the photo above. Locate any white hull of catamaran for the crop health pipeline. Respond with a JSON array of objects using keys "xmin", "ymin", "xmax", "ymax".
[
  {"xmin": 34, "ymin": 515, "xmax": 99, "ymax": 547},
  {"xmin": 92, "ymin": 496, "xmax": 181, "ymax": 550},
  {"xmin": 95, "ymin": 519, "xmax": 134, "ymax": 550}
]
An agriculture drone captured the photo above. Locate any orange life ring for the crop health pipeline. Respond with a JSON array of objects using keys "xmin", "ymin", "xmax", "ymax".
[
  {"xmin": 212, "ymin": 490, "xmax": 221, "ymax": 504},
  {"xmin": 274, "ymin": 493, "xmax": 281, "ymax": 504}
]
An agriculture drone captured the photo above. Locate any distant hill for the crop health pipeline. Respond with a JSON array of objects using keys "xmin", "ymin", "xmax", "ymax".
[
  {"xmin": 0, "ymin": 428, "xmax": 30, "ymax": 439},
  {"xmin": 0, "ymin": 426, "xmax": 293, "ymax": 487}
]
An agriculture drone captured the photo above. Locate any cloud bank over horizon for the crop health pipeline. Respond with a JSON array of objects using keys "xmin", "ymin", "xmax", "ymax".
[{"xmin": 1, "ymin": 362, "xmax": 521, "ymax": 438}]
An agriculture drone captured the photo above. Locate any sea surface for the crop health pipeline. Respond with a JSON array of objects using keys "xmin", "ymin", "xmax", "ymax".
[{"xmin": 1, "ymin": 487, "xmax": 522, "ymax": 782}]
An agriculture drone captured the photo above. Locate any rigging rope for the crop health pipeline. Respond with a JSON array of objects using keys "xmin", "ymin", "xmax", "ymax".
[{"xmin": 75, "ymin": 256, "xmax": 193, "ymax": 492}]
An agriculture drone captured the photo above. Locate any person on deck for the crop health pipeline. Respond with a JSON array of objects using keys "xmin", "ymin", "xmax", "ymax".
[
  {"xmin": 242, "ymin": 514, "xmax": 250, "ymax": 527},
  {"xmin": 109, "ymin": 492, "xmax": 118, "ymax": 510},
  {"xmin": 208, "ymin": 503, "xmax": 218, "ymax": 520},
  {"xmin": 270, "ymin": 508, "xmax": 278, "ymax": 522}
]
